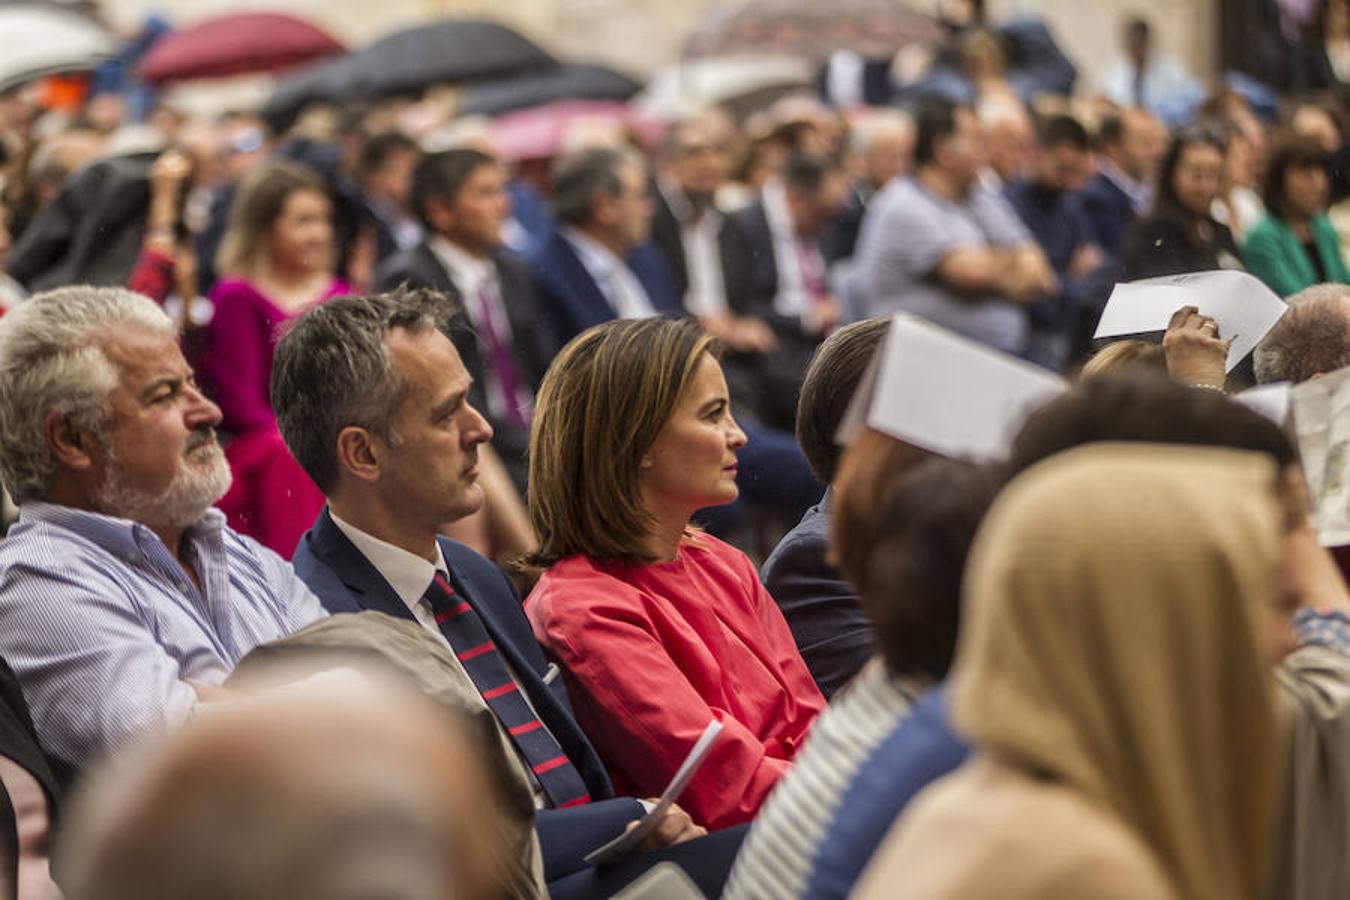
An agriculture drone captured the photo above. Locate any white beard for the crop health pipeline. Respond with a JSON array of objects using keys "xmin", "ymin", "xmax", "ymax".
[{"xmin": 95, "ymin": 437, "xmax": 233, "ymax": 532}]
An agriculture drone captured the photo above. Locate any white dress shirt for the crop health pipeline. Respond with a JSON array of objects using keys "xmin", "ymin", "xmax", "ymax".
[
  {"xmin": 659, "ymin": 178, "xmax": 729, "ymax": 318},
  {"xmin": 562, "ymin": 227, "xmax": 657, "ymax": 320}
]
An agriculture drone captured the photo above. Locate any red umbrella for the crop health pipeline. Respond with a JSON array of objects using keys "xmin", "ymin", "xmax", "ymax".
[
  {"xmin": 138, "ymin": 12, "xmax": 345, "ymax": 85},
  {"xmin": 488, "ymin": 101, "xmax": 664, "ymax": 163}
]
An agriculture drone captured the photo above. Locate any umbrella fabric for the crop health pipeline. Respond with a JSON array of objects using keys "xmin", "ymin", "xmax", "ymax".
[
  {"xmin": 138, "ymin": 12, "xmax": 344, "ymax": 84},
  {"xmin": 264, "ymin": 18, "xmax": 557, "ymax": 123},
  {"xmin": 488, "ymin": 100, "xmax": 662, "ymax": 163},
  {"xmin": 684, "ymin": 0, "xmax": 945, "ymax": 61},
  {"xmin": 0, "ymin": 5, "xmax": 115, "ymax": 93},
  {"xmin": 458, "ymin": 64, "xmax": 642, "ymax": 118},
  {"xmin": 636, "ymin": 54, "xmax": 814, "ymax": 120}
]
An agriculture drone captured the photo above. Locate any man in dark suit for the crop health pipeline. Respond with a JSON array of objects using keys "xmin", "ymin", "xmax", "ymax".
[
  {"xmin": 354, "ymin": 131, "xmax": 422, "ymax": 265},
  {"xmin": 375, "ymin": 149, "xmax": 555, "ymax": 489},
  {"xmin": 823, "ymin": 110, "xmax": 915, "ymax": 265},
  {"xmin": 1080, "ymin": 107, "xmax": 1167, "ymax": 263},
  {"xmin": 526, "ymin": 147, "xmax": 683, "ymax": 347},
  {"xmin": 719, "ymin": 153, "xmax": 851, "ymax": 430},
  {"xmin": 271, "ymin": 290, "xmax": 742, "ymax": 900}
]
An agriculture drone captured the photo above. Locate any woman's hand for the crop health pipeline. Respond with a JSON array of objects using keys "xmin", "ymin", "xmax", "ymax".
[
  {"xmin": 1163, "ymin": 305, "xmax": 1230, "ymax": 390},
  {"xmin": 629, "ymin": 801, "xmax": 707, "ymax": 851}
]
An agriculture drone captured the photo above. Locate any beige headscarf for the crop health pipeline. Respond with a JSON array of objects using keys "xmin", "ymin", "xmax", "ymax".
[{"xmin": 952, "ymin": 443, "xmax": 1287, "ymax": 900}]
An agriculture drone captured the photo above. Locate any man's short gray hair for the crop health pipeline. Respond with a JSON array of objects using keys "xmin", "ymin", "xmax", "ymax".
[
  {"xmin": 550, "ymin": 147, "xmax": 641, "ymax": 227},
  {"xmin": 0, "ymin": 287, "xmax": 174, "ymax": 503},
  {"xmin": 271, "ymin": 288, "xmax": 453, "ymax": 494},
  {"xmin": 1253, "ymin": 283, "xmax": 1350, "ymax": 384}
]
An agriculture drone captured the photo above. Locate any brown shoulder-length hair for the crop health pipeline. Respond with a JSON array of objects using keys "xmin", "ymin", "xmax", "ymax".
[
  {"xmin": 216, "ymin": 159, "xmax": 331, "ymax": 279},
  {"xmin": 526, "ymin": 317, "xmax": 719, "ymax": 566},
  {"xmin": 828, "ymin": 426, "xmax": 930, "ymax": 588}
]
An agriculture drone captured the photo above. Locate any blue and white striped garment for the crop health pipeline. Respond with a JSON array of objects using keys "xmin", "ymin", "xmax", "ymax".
[
  {"xmin": 722, "ymin": 662, "xmax": 922, "ymax": 900},
  {"xmin": 0, "ymin": 502, "xmax": 327, "ymax": 772}
]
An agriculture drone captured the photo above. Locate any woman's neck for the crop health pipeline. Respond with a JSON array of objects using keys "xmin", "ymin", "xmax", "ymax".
[
  {"xmin": 641, "ymin": 505, "xmax": 691, "ymax": 563},
  {"xmin": 1288, "ymin": 215, "xmax": 1314, "ymax": 241}
]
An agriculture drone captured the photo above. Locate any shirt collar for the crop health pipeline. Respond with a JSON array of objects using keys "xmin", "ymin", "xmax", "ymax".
[
  {"xmin": 1099, "ymin": 159, "xmax": 1151, "ymax": 211},
  {"xmin": 563, "ymin": 226, "xmax": 621, "ymax": 280},
  {"xmin": 328, "ymin": 510, "xmax": 449, "ymax": 615},
  {"xmin": 19, "ymin": 500, "xmax": 224, "ymax": 562}
]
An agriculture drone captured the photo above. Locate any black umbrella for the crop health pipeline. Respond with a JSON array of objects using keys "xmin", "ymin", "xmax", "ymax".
[
  {"xmin": 264, "ymin": 19, "xmax": 558, "ymax": 129},
  {"xmin": 457, "ymin": 63, "xmax": 642, "ymax": 118}
]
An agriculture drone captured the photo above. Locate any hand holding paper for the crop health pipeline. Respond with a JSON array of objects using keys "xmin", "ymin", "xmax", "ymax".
[{"xmin": 1094, "ymin": 270, "xmax": 1288, "ymax": 373}]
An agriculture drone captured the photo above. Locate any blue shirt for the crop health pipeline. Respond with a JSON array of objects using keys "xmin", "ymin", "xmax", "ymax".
[{"xmin": 0, "ymin": 502, "xmax": 327, "ymax": 772}]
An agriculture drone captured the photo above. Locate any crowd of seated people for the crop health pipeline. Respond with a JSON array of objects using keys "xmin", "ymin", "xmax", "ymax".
[{"xmin": 5, "ymin": 7, "xmax": 1350, "ymax": 899}]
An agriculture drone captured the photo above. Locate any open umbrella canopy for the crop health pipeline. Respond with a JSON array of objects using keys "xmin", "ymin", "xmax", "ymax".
[
  {"xmin": 264, "ymin": 18, "xmax": 558, "ymax": 125},
  {"xmin": 684, "ymin": 0, "xmax": 945, "ymax": 61},
  {"xmin": 488, "ymin": 100, "xmax": 662, "ymax": 163},
  {"xmin": 138, "ymin": 11, "xmax": 345, "ymax": 84},
  {"xmin": 636, "ymin": 55, "xmax": 815, "ymax": 120},
  {"xmin": 0, "ymin": 4, "xmax": 116, "ymax": 93},
  {"xmin": 457, "ymin": 63, "xmax": 642, "ymax": 118}
]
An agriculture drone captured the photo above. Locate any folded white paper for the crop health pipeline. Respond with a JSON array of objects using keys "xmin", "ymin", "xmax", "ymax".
[
  {"xmin": 584, "ymin": 719, "xmax": 724, "ymax": 866},
  {"xmin": 837, "ymin": 315, "xmax": 1067, "ymax": 460},
  {"xmin": 1093, "ymin": 270, "xmax": 1288, "ymax": 373},
  {"xmin": 1292, "ymin": 366, "xmax": 1350, "ymax": 547},
  {"xmin": 1235, "ymin": 382, "xmax": 1293, "ymax": 426}
]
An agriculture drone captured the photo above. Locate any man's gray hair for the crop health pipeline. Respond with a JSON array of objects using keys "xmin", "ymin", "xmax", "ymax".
[
  {"xmin": 550, "ymin": 147, "xmax": 641, "ymax": 227},
  {"xmin": 1253, "ymin": 283, "xmax": 1350, "ymax": 384},
  {"xmin": 271, "ymin": 288, "xmax": 453, "ymax": 494},
  {"xmin": 0, "ymin": 287, "xmax": 174, "ymax": 503}
]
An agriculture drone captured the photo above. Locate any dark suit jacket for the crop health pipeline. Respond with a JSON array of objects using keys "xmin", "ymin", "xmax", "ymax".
[
  {"xmin": 759, "ymin": 494, "xmax": 875, "ymax": 700},
  {"xmin": 648, "ymin": 182, "xmax": 690, "ymax": 305},
  {"xmin": 1080, "ymin": 172, "xmax": 1136, "ymax": 263},
  {"xmin": 292, "ymin": 509, "xmax": 644, "ymax": 883},
  {"xmin": 375, "ymin": 242, "xmax": 554, "ymax": 486},
  {"xmin": 525, "ymin": 229, "xmax": 682, "ymax": 348}
]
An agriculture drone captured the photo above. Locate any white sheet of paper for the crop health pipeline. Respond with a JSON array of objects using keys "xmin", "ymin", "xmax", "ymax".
[
  {"xmin": 1235, "ymin": 383, "xmax": 1292, "ymax": 426},
  {"xmin": 1093, "ymin": 270, "xmax": 1288, "ymax": 372},
  {"xmin": 836, "ymin": 315, "xmax": 1067, "ymax": 460},
  {"xmin": 1292, "ymin": 366, "xmax": 1350, "ymax": 547},
  {"xmin": 583, "ymin": 719, "xmax": 724, "ymax": 866}
]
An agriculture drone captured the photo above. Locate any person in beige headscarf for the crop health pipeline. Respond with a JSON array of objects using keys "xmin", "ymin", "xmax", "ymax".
[{"xmin": 854, "ymin": 443, "xmax": 1291, "ymax": 900}]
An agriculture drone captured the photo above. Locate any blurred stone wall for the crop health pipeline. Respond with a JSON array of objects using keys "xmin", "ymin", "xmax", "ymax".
[{"xmin": 100, "ymin": 0, "xmax": 1218, "ymax": 86}]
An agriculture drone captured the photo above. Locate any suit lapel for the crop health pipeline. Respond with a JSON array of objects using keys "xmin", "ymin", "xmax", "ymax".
[
  {"xmin": 310, "ymin": 510, "xmax": 420, "ymax": 625},
  {"xmin": 435, "ymin": 539, "xmax": 538, "ymax": 681}
]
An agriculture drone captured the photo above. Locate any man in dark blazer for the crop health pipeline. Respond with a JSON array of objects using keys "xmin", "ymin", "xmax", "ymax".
[
  {"xmin": 526, "ymin": 147, "xmax": 682, "ymax": 348},
  {"xmin": 271, "ymin": 291, "xmax": 742, "ymax": 900},
  {"xmin": 1080, "ymin": 107, "xmax": 1167, "ymax": 263},
  {"xmin": 719, "ymin": 153, "xmax": 851, "ymax": 430},
  {"xmin": 375, "ymin": 149, "xmax": 554, "ymax": 490}
]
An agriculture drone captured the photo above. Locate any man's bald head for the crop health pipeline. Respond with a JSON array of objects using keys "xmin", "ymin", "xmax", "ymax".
[
  {"xmin": 1254, "ymin": 283, "xmax": 1350, "ymax": 384},
  {"xmin": 62, "ymin": 679, "xmax": 515, "ymax": 900}
]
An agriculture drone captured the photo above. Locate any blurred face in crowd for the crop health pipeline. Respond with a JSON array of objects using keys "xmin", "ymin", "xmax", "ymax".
[
  {"xmin": 1292, "ymin": 106, "xmax": 1342, "ymax": 155},
  {"xmin": 435, "ymin": 162, "xmax": 511, "ymax": 255},
  {"xmin": 378, "ymin": 327, "xmax": 494, "ymax": 528},
  {"xmin": 863, "ymin": 122, "xmax": 915, "ymax": 189},
  {"xmin": 1032, "ymin": 141, "xmax": 1092, "ymax": 193},
  {"xmin": 1328, "ymin": 0, "xmax": 1350, "ymax": 41},
  {"xmin": 1171, "ymin": 141, "xmax": 1225, "ymax": 218},
  {"xmin": 87, "ymin": 325, "xmax": 230, "ymax": 531},
  {"xmin": 1115, "ymin": 109, "xmax": 1167, "ymax": 183},
  {"xmin": 788, "ymin": 169, "xmax": 850, "ymax": 238},
  {"xmin": 268, "ymin": 188, "xmax": 333, "ymax": 276},
  {"xmin": 597, "ymin": 159, "xmax": 654, "ymax": 252},
  {"xmin": 982, "ymin": 114, "xmax": 1034, "ymax": 184},
  {"xmin": 639, "ymin": 353, "xmax": 747, "ymax": 521},
  {"xmin": 669, "ymin": 123, "xmax": 730, "ymax": 203},
  {"xmin": 1284, "ymin": 162, "xmax": 1330, "ymax": 220},
  {"xmin": 937, "ymin": 107, "xmax": 984, "ymax": 192},
  {"xmin": 367, "ymin": 147, "xmax": 419, "ymax": 210}
]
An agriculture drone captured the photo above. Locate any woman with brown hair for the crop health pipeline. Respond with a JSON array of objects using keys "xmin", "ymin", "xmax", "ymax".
[
  {"xmin": 202, "ymin": 160, "xmax": 352, "ymax": 556},
  {"xmin": 524, "ymin": 317, "xmax": 825, "ymax": 830}
]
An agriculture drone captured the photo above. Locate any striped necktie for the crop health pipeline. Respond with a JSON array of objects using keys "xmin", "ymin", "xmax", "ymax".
[{"xmin": 422, "ymin": 573, "xmax": 591, "ymax": 809}]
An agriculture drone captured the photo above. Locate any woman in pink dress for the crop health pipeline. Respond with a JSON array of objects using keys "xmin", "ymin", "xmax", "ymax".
[{"xmin": 204, "ymin": 160, "xmax": 351, "ymax": 557}]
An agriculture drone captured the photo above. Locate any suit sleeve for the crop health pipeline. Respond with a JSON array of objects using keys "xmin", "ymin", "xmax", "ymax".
[
  {"xmin": 531, "ymin": 583, "xmax": 795, "ymax": 831},
  {"xmin": 534, "ymin": 799, "xmax": 646, "ymax": 881}
]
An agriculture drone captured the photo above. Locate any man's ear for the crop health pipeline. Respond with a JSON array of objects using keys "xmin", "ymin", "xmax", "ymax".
[
  {"xmin": 44, "ymin": 411, "xmax": 96, "ymax": 472},
  {"xmin": 336, "ymin": 426, "xmax": 382, "ymax": 484}
]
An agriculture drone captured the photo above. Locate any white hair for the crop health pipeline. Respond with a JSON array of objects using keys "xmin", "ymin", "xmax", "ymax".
[
  {"xmin": 0, "ymin": 287, "xmax": 174, "ymax": 503},
  {"xmin": 849, "ymin": 109, "xmax": 915, "ymax": 155}
]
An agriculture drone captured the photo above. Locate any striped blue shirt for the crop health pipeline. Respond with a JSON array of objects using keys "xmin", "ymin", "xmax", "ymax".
[{"xmin": 0, "ymin": 502, "xmax": 327, "ymax": 772}]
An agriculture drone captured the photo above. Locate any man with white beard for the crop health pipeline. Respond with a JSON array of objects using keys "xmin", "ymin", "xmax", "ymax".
[{"xmin": 0, "ymin": 287, "xmax": 326, "ymax": 782}]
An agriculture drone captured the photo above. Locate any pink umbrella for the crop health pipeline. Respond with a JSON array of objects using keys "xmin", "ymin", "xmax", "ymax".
[
  {"xmin": 139, "ymin": 12, "xmax": 345, "ymax": 85},
  {"xmin": 488, "ymin": 100, "xmax": 664, "ymax": 163}
]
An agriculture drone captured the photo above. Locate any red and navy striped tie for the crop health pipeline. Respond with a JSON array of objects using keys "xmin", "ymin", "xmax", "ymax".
[{"xmin": 423, "ymin": 573, "xmax": 591, "ymax": 809}]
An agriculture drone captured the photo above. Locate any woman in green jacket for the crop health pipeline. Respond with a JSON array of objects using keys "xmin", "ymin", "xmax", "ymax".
[{"xmin": 1243, "ymin": 136, "xmax": 1350, "ymax": 296}]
